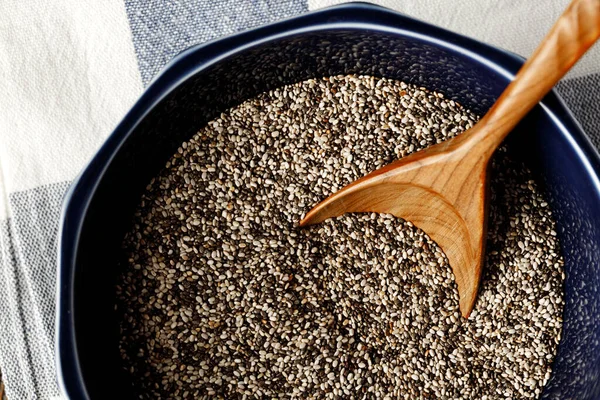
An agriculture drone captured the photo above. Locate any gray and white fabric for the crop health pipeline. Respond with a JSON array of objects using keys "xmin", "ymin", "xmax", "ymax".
[{"xmin": 0, "ymin": 0, "xmax": 598, "ymax": 398}]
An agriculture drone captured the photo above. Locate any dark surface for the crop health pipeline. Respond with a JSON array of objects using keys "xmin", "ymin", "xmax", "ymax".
[{"xmin": 57, "ymin": 3, "xmax": 600, "ymax": 399}]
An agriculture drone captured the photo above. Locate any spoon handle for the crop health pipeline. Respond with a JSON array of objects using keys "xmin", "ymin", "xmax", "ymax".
[{"xmin": 472, "ymin": 0, "xmax": 600, "ymax": 153}]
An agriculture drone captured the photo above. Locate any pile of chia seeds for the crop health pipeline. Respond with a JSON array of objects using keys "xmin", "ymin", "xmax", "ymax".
[{"xmin": 117, "ymin": 75, "xmax": 564, "ymax": 399}]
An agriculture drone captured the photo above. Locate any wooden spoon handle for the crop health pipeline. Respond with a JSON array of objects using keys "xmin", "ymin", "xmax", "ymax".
[{"xmin": 472, "ymin": 0, "xmax": 600, "ymax": 153}]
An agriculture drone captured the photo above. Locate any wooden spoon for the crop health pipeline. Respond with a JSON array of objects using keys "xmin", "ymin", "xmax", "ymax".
[{"xmin": 300, "ymin": 0, "xmax": 600, "ymax": 318}]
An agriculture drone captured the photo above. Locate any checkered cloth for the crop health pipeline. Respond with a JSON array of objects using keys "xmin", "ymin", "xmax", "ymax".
[{"xmin": 0, "ymin": 0, "xmax": 598, "ymax": 398}]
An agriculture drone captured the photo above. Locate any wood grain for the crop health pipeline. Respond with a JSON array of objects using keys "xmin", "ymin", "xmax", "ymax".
[
  {"xmin": 301, "ymin": 0, "xmax": 600, "ymax": 318},
  {"xmin": 0, "ymin": 368, "xmax": 5, "ymax": 400}
]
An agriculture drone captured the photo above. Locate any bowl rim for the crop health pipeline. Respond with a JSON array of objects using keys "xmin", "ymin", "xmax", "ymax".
[{"xmin": 56, "ymin": 2, "xmax": 600, "ymax": 398}]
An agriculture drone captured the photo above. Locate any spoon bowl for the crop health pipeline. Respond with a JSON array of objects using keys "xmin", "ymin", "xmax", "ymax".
[{"xmin": 301, "ymin": 132, "xmax": 489, "ymax": 316}]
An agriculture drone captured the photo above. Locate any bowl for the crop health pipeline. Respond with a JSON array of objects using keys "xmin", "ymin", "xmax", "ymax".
[{"xmin": 57, "ymin": 3, "xmax": 600, "ymax": 399}]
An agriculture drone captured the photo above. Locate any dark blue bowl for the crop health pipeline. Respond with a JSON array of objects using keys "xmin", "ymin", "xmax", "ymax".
[{"xmin": 57, "ymin": 3, "xmax": 600, "ymax": 399}]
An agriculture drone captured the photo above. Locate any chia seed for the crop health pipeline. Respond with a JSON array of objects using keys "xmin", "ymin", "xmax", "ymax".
[{"xmin": 117, "ymin": 75, "xmax": 564, "ymax": 399}]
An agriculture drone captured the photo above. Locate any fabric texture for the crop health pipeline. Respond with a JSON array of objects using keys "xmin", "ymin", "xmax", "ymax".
[
  {"xmin": 0, "ymin": 1, "xmax": 143, "ymax": 398},
  {"xmin": 0, "ymin": 0, "xmax": 598, "ymax": 399}
]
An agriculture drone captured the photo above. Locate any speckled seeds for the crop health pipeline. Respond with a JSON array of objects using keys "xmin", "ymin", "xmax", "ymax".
[{"xmin": 117, "ymin": 75, "xmax": 564, "ymax": 399}]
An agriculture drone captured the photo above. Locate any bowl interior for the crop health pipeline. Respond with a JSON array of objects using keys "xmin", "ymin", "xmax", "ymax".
[{"xmin": 65, "ymin": 13, "xmax": 600, "ymax": 400}]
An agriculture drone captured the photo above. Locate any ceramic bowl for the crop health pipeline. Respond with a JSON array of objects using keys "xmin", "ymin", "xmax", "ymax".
[{"xmin": 57, "ymin": 4, "xmax": 600, "ymax": 398}]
